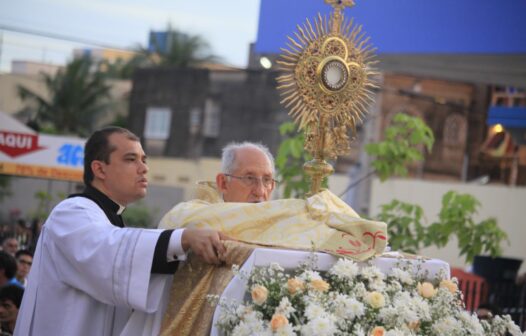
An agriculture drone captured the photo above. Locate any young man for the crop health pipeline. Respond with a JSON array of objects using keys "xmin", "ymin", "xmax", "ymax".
[
  {"xmin": 13, "ymin": 250, "xmax": 32, "ymax": 287},
  {"xmin": 0, "ymin": 285, "xmax": 24, "ymax": 335},
  {"xmin": 15, "ymin": 127, "xmax": 228, "ymax": 336},
  {"xmin": 215, "ymin": 142, "xmax": 276, "ymax": 203}
]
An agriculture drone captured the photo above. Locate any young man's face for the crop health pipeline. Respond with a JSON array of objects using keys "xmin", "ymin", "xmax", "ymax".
[
  {"xmin": 0, "ymin": 299, "xmax": 18, "ymax": 324},
  {"xmin": 217, "ymin": 147, "xmax": 275, "ymax": 203},
  {"xmin": 94, "ymin": 133, "xmax": 149, "ymax": 205},
  {"xmin": 16, "ymin": 254, "xmax": 32, "ymax": 279}
]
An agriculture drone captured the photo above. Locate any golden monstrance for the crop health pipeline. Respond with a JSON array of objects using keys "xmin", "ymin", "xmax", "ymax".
[{"xmin": 277, "ymin": 0, "xmax": 379, "ymax": 196}]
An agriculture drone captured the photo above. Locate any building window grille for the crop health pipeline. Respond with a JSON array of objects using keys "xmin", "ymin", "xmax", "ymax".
[{"xmin": 144, "ymin": 107, "xmax": 172, "ymax": 140}]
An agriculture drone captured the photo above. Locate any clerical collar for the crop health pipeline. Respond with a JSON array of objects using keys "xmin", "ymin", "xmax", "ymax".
[
  {"xmin": 116, "ymin": 204, "xmax": 125, "ymax": 215},
  {"xmin": 84, "ymin": 185, "xmax": 126, "ymax": 215}
]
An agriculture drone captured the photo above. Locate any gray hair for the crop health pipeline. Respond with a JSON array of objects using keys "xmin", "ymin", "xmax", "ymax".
[{"xmin": 221, "ymin": 142, "xmax": 275, "ymax": 174}]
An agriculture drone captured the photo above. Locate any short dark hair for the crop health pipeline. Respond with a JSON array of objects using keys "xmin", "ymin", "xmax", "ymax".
[
  {"xmin": 83, "ymin": 127, "xmax": 140, "ymax": 186},
  {"xmin": 1, "ymin": 235, "xmax": 16, "ymax": 245},
  {"xmin": 0, "ymin": 285, "xmax": 24, "ymax": 308},
  {"xmin": 0, "ymin": 251, "xmax": 17, "ymax": 279},
  {"xmin": 15, "ymin": 249, "xmax": 33, "ymax": 259}
]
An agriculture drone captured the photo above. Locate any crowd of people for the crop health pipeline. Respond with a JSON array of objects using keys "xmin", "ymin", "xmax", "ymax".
[{"xmin": 0, "ymin": 233, "xmax": 33, "ymax": 335}]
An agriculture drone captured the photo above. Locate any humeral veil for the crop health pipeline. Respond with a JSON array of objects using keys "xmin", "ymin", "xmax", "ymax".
[{"xmin": 157, "ymin": 182, "xmax": 387, "ymax": 335}]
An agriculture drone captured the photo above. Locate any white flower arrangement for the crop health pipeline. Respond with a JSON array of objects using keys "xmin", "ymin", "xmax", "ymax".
[{"xmin": 209, "ymin": 256, "xmax": 524, "ymax": 336}]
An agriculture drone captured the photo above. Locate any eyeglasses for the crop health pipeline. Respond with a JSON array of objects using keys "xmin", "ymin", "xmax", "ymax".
[{"xmin": 225, "ymin": 174, "xmax": 276, "ymax": 188}]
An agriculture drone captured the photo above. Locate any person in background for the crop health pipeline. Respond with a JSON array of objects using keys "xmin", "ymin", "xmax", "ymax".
[
  {"xmin": 476, "ymin": 302, "xmax": 502, "ymax": 321},
  {"xmin": 0, "ymin": 239, "xmax": 17, "ymax": 257},
  {"xmin": 0, "ymin": 253, "xmax": 16, "ymax": 288},
  {"xmin": 13, "ymin": 221, "xmax": 30, "ymax": 251},
  {"xmin": 13, "ymin": 251, "xmax": 32, "ymax": 288},
  {"xmin": 0, "ymin": 285, "xmax": 24, "ymax": 336}
]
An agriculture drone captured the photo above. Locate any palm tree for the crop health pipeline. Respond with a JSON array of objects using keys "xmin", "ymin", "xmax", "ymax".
[
  {"xmin": 148, "ymin": 27, "xmax": 218, "ymax": 67},
  {"xmin": 96, "ymin": 27, "xmax": 218, "ymax": 81},
  {"xmin": 18, "ymin": 57, "xmax": 112, "ymax": 136}
]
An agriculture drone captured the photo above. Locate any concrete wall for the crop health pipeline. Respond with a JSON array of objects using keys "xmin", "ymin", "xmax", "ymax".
[
  {"xmin": 370, "ymin": 178, "xmax": 526, "ymax": 273},
  {"xmin": 0, "ymin": 176, "xmax": 183, "ymax": 228}
]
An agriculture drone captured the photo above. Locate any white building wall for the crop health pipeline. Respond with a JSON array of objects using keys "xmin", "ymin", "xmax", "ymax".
[{"xmin": 370, "ymin": 178, "xmax": 526, "ymax": 273}]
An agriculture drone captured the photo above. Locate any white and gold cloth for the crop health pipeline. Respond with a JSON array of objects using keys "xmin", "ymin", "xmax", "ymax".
[{"xmin": 159, "ymin": 182, "xmax": 388, "ymax": 261}]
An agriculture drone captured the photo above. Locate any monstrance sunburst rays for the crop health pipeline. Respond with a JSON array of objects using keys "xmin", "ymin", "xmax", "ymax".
[{"xmin": 276, "ymin": 0, "xmax": 379, "ymax": 195}]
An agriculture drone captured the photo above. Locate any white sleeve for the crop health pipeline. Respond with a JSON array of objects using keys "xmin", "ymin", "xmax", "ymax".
[
  {"xmin": 167, "ymin": 228, "xmax": 187, "ymax": 261},
  {"xmin": 46, "ymin": 198, "xmax": 168, "ymax": 313}
]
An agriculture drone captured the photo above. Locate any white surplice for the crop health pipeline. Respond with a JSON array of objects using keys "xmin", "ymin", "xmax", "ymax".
[{"xmin": 15, "ymin": 197, "xmax": 172, "ymax": 336}]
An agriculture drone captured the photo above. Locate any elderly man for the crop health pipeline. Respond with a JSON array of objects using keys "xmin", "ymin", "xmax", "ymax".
[
  {"xmin": 15, "ymin": 127, "xmax": 228, "ymax": 336},
  {"xmin": 215, "ymin": 142, "xmax": 276, "ymax": 203},
  {"xmin": 1, "ymin": 237, "xmax": 18, "ymax": 257},
  {"xmin": 158, "ymin": 141, "xmax": 387, "ymax": 335}
]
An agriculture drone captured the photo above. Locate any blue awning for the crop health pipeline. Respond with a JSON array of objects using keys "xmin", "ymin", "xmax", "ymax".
[{"xmin": 487, "ymin": 107, "xmax": 526, "ymax": 128}]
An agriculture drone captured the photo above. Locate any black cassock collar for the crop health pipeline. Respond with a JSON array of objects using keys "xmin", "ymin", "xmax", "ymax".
[{"xmin": 69, "ymin": 185, "xmax": 125, "ymax": 228}]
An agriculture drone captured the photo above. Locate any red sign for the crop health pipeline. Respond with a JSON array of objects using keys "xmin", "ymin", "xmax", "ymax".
[{"xmin": 0, "ymin": 131, "xmax": 46, "ymax": 158}]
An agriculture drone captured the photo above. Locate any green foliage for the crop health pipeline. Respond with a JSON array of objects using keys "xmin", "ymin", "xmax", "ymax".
[
  {"xmin": 275, "ymin": 122, "xmax": 313, "ymax": 198},
  {"xmin": 377, "ymin": 191, "xmax": 508, "ymax": 263},
  {"xmin": 98, "ymin": 26, "xmax": 217, "ymax": 80},
  {"xmin": 428, "ymin": 191, "xmax": 508, "ymax": 263},
  {"xmin": 122, "ymin": 201, "xmax": 156, "ymax": 228},
  {"xmin": 149, "ymin": 27, "xmax": 217, "ymax": 67},
  {"xmin": 32, "ymin": 190, "xmax": 54, "ymax": 221},
  {"xmin": 18, "ymin": 57, "xmax": 112, "ymax": 137},
  {"xmin": 376, "ymin": 200, "xmax": 426, "ymax": 254},
  {"xmin": 104, "ymin": 114, "xmax": 129, "ymax": 129},
  {"xmin": 365, "ymin": 113, "xmax": 434, "ymax": 181},
  {"xmin": 98, "ymin": 56, "xmax": 145, "ymax": 80}
]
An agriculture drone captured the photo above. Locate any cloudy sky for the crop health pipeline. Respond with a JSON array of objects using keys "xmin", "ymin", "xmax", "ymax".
[{"xmin": 0, "ymin": 0, "xmax": 261, "ymax": 72}]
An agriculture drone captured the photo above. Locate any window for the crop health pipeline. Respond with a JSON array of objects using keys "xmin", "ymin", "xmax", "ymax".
[
  {"xmin": 144, "ymin": 107, "xmax": 172, "ymax": 140},
  {"xmin": 202, "ymin": 99, "xmax": 221, "ymax": 138}
]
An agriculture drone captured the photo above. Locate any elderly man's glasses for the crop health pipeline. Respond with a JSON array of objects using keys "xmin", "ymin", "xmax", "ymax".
[{"xmin": 225, "ymin": 174, "xmax": 276, "ymax": 188}]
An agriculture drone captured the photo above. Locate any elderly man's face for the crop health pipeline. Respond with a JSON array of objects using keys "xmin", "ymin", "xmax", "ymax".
[
  {"xmin": 217, "ymin": 147, "xmax": 275, "ymax": 203},
  {"xmin": 2, "ymin": 239, "xmax": 18, "ymax": 256}
]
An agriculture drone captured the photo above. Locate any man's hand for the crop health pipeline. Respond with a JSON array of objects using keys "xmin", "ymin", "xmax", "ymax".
[{"xmin": 181, "ymin": 228, "xmax": 230, "ymax": 265}]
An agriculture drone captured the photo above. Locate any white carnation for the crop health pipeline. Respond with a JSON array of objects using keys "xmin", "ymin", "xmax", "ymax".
[
  {"xmin": 299, "ymin": 270, "xmax": 322, "ymax": 281},
  {"xmin": 391, "ymin": 268, "xmax": 414, "ymax": 285},
  {"xmin": 305, "ymin": 303, "xmax": 326, "ymax": 320},
  {"xmin": 360, "ymin": 265, "xmax": 385, "ymax": 282},
  {"xmin": 301, "ymin": 316, "xmax": 337, "ymax": 336},
  {"xmin": 431, "ymin": 316, "xmax": 463, "ymax": 334},
  {"xmin": 330, "ymin": 258, "xmax": 360, "ymax": 280},
  {"xmin": 333, "ymin": 294, "xmax": 365, "ymax": 320},
  {"xmin": 353, "ymin": 282, "xmax": 367, "ymax": 299}
]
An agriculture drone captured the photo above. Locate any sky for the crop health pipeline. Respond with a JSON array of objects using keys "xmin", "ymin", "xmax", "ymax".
[{"xmin": 0, "ymin": 0, "xmax": 261, "ymax": 72}]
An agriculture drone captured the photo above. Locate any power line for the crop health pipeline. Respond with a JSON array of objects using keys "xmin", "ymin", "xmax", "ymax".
[{"xmin": 0, "ymin": 23, "xmax": 140, "ymax": 54}]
